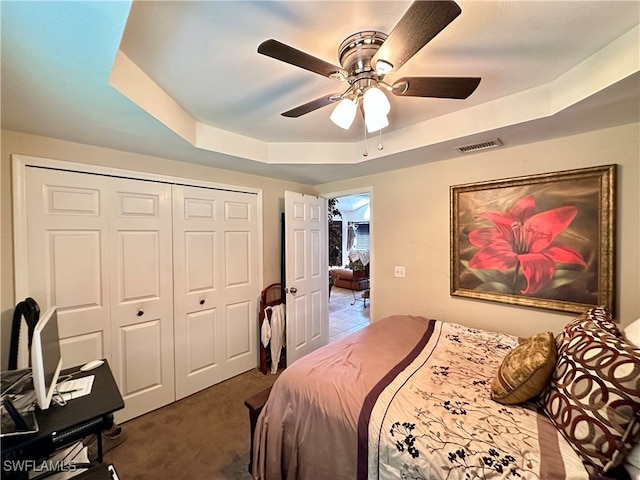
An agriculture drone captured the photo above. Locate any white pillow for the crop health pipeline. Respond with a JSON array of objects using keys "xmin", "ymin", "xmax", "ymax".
[{"xmin": 623, "ymin": 318, "xmax": 640, "ymax": 347}]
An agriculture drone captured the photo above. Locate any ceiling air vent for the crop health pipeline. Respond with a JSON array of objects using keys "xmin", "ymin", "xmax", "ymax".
[{"xmin": 455, "ymin": 138, "xmax": 503, "ymax": 154}]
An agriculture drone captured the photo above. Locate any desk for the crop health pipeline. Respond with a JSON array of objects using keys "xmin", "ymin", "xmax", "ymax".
[{"xmin": 1, "ymin": 360, "xmax": 124, "ymax": 479}]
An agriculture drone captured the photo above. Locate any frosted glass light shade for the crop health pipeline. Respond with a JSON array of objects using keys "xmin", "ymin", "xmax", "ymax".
[
  {"xmin": 363, "ymin": 87, "xmax": 390, "ymax": 132},
  {"xmin": 363, "ymin": 87, "xmax": 390, "ymax": 117},
  {"xmin": 330, "ymin": 98, "xmax": 357, "ymax": 130},
  {"xmin": 365, "ymin": 112, "xmax": 389, "ymax": 133}
]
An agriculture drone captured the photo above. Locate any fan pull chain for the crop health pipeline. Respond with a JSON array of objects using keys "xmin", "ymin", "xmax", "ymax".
[
  {"xmin": 378, "ymin": 129, "xmax": 384, "ymax": 151},
  {"xmin": 362, "ymin": 120, "xmax": 368, "ymax": 157}
]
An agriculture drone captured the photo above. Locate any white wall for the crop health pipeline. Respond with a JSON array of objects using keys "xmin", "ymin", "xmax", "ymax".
[{"xmin": 317, "ymin": 123, "xmax": 640, "ymax": 338}]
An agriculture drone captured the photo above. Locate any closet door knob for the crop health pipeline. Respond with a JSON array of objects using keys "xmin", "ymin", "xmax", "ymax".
[
  {"xmin": 136, "ymin": 310, "xmax": 144, "ymax": 317},
  {"xmin": 199, "ymin": 299, "xmax": 205, "ymax": 305}
]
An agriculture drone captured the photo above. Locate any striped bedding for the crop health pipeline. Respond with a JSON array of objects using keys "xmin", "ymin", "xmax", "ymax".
[{"xmin": 253, "ymin": 315, "xmax": 591, "ymax": 479}]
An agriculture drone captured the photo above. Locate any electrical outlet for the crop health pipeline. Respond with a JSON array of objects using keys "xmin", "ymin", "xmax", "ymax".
[{"xmin": 394, "ymin": 265, "xmax": 406, "ymax": 278}]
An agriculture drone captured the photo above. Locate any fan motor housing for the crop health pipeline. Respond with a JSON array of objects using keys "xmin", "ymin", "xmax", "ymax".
[{"xmin": 338, "ymin": 31, "xmax": 387, "ymax": 81}]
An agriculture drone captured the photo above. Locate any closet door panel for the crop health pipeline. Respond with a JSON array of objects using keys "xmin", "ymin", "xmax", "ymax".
[
  {"xmin": 185, "ymin": 231, "xmax": 217, "ymax": 294},
  {"xmin": 59, "ymin": 332, "xmax": 104, "ymax": 370},
  {"xmin": 219, "ymin": 193, "xmax": 259, "ymax": 372},
  {"xmin": 173, "ymin": 186, "xmax": 258, "ymax": 399},
  {"xmin": 25, "ymin": 168, "xmax": 111, "ymax": 369},
  {"xmin": 110, "ymin": 180, "xmax": 174, "ymax": 422},
  {"xmin": 226, "ymin": 301, "xmax": 251, "ymax": 360},
  {"xmin": 119, "ymin": 318, "xmax": 163, "ymax": 395},
  {"xmin": 225, "ymin": 231, "xmax": 250, "ymax": 286},
  {"xmin": 173, "ymin": 186, "xmax": 224, "ymax": 399},
  {"xmin": 49, "ymin": 231, "xmax": 103, "ymax": 309},
  {"xmin": 116, "ymin": 231, "xmax": 161, "ymax": 301},
  {"xmin": 223, "ymin": 228, "xmax": 253, "ymax": 363},
  {"xmin": 186, "ymin": 308, "xmax": 218, "ymax": 373}
]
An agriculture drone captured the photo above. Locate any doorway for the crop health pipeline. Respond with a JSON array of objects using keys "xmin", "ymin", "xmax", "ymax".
[{"xmin": 327, "ymin": 191, "xmax": 371, "ymax": 342}]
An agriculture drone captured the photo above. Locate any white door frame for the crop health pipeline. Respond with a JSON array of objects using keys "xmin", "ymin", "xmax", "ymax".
[
  {"xmin": 13, "ymin": 154, "xmax": 264, "ymax": 305},
  {"xmin": 322, "ymin": 186, "xmax": 374, "ymax": 321}
]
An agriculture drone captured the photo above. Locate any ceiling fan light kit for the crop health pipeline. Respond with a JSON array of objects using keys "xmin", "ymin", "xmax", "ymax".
[
  {"xmin": 364, "ymin": 87, "xmax": 391, "ymax": 115},
  {"xmin": 375, "ymin": 60, "xmax": 394, "ymax": 76},
  {"xmin": 258, "ymin": 0, "xmax": 480, "ymax": 136},
  {"xmin": 364, "ymin": 110, "xmax": 389, "ymax": 133},
  {"xmin": 363, "ymin": 87, "xmax": 391, "ymax": 133},
  {"xmin": 330, "ymin": 97, "xmax": 358, "ymax": 130}
]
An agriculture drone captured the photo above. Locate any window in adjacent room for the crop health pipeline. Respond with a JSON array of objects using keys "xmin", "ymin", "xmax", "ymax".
[{"xmin": 349, "ymin": 221, "xmax": 370, "ymax": 250}]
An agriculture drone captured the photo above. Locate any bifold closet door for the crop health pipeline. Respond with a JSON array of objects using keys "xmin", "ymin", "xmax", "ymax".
[
  {"xmin": 172, "ymin": 185, "xmax": 259, "ymax": 399},
  {"xmin": 24, "ymin": 168, "xmax": 112, "ymax": 367},
  {"xmin": 109, "ymin": 178, "xmax": 174, "ymax": 421}
]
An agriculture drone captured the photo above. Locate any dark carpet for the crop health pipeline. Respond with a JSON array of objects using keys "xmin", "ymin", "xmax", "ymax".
[{"xmin": 104, "ymin": 368, "xmax": 280, "ymax": 480}]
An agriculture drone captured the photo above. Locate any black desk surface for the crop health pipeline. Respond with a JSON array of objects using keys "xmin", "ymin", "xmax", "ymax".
[{"xmin": 2, "ymin": 360, "xmax": 124, "ymax": 463}]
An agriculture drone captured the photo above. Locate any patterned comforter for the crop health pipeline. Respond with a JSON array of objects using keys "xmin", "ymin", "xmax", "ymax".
[
  {"xmin": 253, "ymin": 316, "xmax": 590, "ymax": 480},
  {"xmin": 361, "ymin": 320, "xmax": 589, "ymax": 479}
]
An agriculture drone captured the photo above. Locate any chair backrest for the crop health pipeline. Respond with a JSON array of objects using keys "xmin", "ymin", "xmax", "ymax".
[
  {"xmin": 261, "ymin": 283, "xmax": 283, "ymax": 310},
  {"xmin": 258, "ymin": 283, "xmax": 285, "ymax": 374},
  {"xmin": 8, "ymin": 298, "xmax": 40, "ymax": 370}
]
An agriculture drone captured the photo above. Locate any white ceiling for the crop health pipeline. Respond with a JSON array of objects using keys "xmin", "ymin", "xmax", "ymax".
[
  {"xmin": 2, "ymin": 1, "xmax": 639, "ymax": 185},
  {"xmin": 336, "ymin": 194, "xmax": 370, "ymax": 213}
]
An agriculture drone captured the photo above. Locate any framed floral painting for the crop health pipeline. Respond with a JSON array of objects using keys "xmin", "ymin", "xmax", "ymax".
[{"xmin": 450, "ymin": 165, "xmax": 616, "ymax": 314}]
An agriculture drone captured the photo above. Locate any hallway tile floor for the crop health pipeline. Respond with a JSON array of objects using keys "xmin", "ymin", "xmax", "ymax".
[{"xmin": 329, "ymin": 286, "xmax": 370, "ymax": 342}]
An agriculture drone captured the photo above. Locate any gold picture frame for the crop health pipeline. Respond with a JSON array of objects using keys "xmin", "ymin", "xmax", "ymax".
[{"xmin": 450, "ymin": 165, "xmax": 616, "ymax": 314}]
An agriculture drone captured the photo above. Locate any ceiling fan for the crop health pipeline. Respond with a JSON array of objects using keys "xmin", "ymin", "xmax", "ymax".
[{"xmin": 257, "ymin": 0, "xmax": 481, "ymax": 132}]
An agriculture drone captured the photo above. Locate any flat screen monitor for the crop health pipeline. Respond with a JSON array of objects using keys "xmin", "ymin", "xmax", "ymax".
[{"xmin": 31, "ymin": 306, "xmax": 63, "ymax": 410}]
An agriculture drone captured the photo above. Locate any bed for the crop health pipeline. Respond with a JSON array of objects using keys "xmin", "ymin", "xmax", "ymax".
[{"xmin": 252, "ymin": 309, "xmax": 640, "ymax": 480}]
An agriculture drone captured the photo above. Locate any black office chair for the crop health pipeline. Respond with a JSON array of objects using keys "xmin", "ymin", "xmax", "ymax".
[{"xmin": 8, "ymin": 298, "xmax": 40, "ymax": 370}]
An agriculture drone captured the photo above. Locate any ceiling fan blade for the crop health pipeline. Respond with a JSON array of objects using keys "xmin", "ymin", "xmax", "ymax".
[
  {"xmin": 372, "ymin": 1, "xmax": 462, "ymax": 74},
  {"xmin": 281, "ymin": 95, "xmax": 340, "ymax": 118},
  {"xmin": 392, "ymin": 77, "xmax": 481, "ymax": 99},
  {"xmin": 258, "ymin": 39, "xmax": 347, "ymax": 80}
]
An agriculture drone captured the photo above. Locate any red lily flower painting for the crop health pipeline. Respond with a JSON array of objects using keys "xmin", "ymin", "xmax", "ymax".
[
  {"xmin": 467, "ymin": 196, "xmax": 587, "ymax": 295},
  {"xmin": 450, "ymin": 165, "xmax": 616, "ymax": 314}
]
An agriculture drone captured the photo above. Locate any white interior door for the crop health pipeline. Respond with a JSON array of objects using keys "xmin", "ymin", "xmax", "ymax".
[
  {"xmin": 284, "ymin": 191, "xmax": 328, "ymax": 365},
  {"xmin": 173, "ymin": 185, "xmax": 259, "ymax": 399},
  {"xmin": 24, "ymin": 167, "xmax": 112, "ymax": 368},
  {"xmin": 109, "ymin": 178, "xmax": 174, "ymax": 422}
]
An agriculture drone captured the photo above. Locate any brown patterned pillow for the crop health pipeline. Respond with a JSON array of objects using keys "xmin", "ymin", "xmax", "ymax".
[
  {"xmin": 541, "ymin": 309, "xmax": 640, "ymax": 474},
  {"xmin": 563, "ymin": 306, "xmax": 622, "ymax": 337},
  {"xmin": 491, "ymin": 332, "xmax": 556, "ymax": 404}
]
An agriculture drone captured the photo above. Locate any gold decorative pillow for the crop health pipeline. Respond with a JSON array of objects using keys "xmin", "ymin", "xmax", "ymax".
[{"xmin": 491, "ymin": 331, "xmax": 557, "ymax": 405}]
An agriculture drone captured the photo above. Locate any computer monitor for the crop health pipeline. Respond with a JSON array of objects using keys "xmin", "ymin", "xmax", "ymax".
[{"xmin": 30, "ymin": 306, "xmax": 63, "ymax": 410}]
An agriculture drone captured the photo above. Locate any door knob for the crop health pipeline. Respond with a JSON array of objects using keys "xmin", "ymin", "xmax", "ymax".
[{"xmin": 288, "ymin": 287, "xmax": 297, "ymax": 294}]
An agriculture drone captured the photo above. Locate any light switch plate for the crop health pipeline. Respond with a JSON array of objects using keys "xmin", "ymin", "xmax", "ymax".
[{"xmin": 394, "ymin": 266, "xmax": 406, "ymax": 278}]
